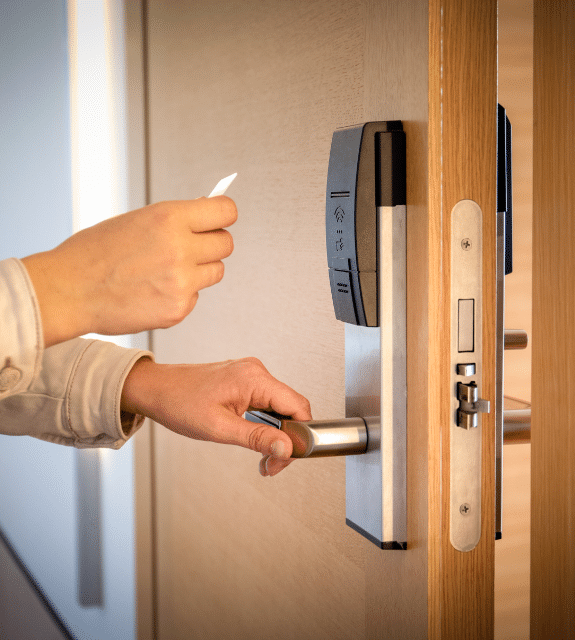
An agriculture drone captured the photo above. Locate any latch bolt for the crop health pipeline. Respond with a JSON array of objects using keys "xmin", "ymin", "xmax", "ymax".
[{"xmin": 457, "ymin": 382, "xmax": 490, "ymax": 429}]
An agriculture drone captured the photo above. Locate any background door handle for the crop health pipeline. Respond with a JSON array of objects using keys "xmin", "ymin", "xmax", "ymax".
[
  {"xmin": 503, "ymin": 407, "xmax": 531, "ymax": 444},
  {"xmin": 504, "ymin": 329, "xmax": 528, "ymax": 350},
  {"xmin": 245, "ymin": 410, "xmax": 374, "ymax": 458}
]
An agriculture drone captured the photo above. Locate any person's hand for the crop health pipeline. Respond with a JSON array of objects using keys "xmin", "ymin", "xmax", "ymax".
[
  {"xmin": 121, "ymin": 357, "xmax": 312, "ymax": 476},
  {"xmin": 21, "ymin": 197, "xmax": 237, "ymax": 347}
]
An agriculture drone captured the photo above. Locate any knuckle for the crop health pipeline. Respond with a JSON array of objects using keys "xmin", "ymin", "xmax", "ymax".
[
  {"xmin": 243, "ymin": 357, "xmax": 265, "ymax": 372},
  {"xmin": 167, "ymin": 264, "xmax": 191, "ymax": 294},
  {"xmin": 164, "ymin": 292, "xmax": 198, "ymax": 326}
]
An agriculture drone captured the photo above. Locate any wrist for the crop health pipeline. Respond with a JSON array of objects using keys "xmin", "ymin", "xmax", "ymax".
[
  {"xmin": 21, "ymin": 251, "xmax": 92, "ymax": 347},
  {"xmin": 121, "ymin": 357, "xmax": 160, "ymax": 417}
]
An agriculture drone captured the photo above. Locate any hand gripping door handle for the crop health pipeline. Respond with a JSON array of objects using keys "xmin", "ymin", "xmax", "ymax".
[
  {"xmin": 245, "ymin": 410, "xmax": 377, "ymax": 458},
  {"xmin": 246, "ymin": 409, "xmax": 405, "ymax": 549}
]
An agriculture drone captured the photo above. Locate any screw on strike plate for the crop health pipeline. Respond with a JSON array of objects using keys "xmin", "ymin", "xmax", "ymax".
[
  {"xmin": 461, "ymin": 238, "xmax": 472, "ymax": 251},
  {"xmin": 460, "ymin": 503, "xmax": 471, "ymax": 515}
]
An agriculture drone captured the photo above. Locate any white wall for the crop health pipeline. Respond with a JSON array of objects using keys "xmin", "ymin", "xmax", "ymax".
[{"xmin": 0, "ymin": 2, "xmax": 139, "ymax": 638}]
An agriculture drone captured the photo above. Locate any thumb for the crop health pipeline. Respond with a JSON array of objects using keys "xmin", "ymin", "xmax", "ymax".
[{"xmin": 220, "ymin": 413, "xmax": 293, "ymax": 459}]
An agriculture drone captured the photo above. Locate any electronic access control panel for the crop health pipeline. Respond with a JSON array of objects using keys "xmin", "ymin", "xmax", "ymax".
[
  {"xmin": 326, "ymin": 121, "xmax": 406, "ymax": 326},
  {"xmin": 327, "ymin": 121, "xmax": 408, "ymax": 549}
]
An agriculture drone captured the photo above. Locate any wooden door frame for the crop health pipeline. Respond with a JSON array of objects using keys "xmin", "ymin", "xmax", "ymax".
[
  {"xmin": 122, "ymin": 1, "xmax": 156, "ymax": 638},
  {"xmin": 428, "ymin": 0, "xmax": 498, "ymax": 636}
]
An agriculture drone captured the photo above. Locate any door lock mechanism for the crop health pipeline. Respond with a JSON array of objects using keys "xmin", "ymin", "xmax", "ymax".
[
  {"xmin": 457, "ymin": 382, "xmax": 490, "ymax": 430},
  {"xmin": 450, "ymin": 198, "xmax": 486, "ymax": 552}
]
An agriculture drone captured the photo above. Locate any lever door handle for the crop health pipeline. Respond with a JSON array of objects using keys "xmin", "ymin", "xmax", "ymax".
[{"xmin": 245, "ymin": 410, "xmax": 372, "ymax": 458}]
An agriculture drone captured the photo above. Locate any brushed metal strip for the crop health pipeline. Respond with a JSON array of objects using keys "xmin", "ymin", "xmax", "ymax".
[
  {"xmin": 495, "ymin": 209, "xmax": 505, "ymax": 538},
  {"xmin": 76, "ymin": 448, "xmax": 103, "ymax": 607},
  {"xmin": 345, "ymin": 204, "xmax": 407, "ymax": 548}
]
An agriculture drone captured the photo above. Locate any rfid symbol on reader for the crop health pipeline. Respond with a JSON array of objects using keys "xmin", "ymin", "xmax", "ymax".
[{"xmin": 334, "ymin": 206, "xmax": 345, "ymax": 223}]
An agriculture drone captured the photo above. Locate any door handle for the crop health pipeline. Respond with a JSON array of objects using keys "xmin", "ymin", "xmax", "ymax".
[
  {"xmin": 504, "ymin": 329, "xmax": 528, "ymax": 350},
  {"xmin": 245, "ymin": 410, "xmax": 374, "ymax": 458},
  {"xmin": 503, "ymin": 407, "xmax": 531, "ymax": 443}
]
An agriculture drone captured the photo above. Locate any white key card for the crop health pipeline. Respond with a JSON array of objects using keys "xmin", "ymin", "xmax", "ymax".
[{"xmin": 208, "ymin": 173, "xmax": 237, "ymax": 197}]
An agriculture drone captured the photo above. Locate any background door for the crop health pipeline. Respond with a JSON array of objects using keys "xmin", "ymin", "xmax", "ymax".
[
  {"xmin": 531, "ymin": 2, "xmax": 575, "ymax": 637},
  {"xmin": 141, "ymin": 1, "xmax": 497, "ymax": 638}
]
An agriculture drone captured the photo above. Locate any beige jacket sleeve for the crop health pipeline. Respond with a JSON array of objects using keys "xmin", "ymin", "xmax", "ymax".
[{"xmin": 0, "ymin": 257, "xmax": 153, "ymax": 449}]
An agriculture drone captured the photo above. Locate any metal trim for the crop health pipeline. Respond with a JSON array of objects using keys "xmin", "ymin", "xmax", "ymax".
[
  {"xmin": 495, "ymin": 210, "xmax": 505, "ymax": 538},
  {"xmin": 345, "ymin": 204, "xmax": 407, "ymax": 548}
]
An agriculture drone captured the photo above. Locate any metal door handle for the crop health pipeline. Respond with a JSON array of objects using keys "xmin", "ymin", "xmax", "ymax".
[
  {"xmin": 245, "ymin": 410, "xmax": 374, "ymax": 458},
  {"xmin": 504, "ymin": 329, "xmax": 528, "ymax": 350},
  {"xmin": 503, "ymin": 408, "xmax": 531, "ymax": 443}
]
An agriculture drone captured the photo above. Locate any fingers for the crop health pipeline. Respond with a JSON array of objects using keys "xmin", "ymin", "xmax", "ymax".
[
  {"xmin": 194, "ymin": 261, "xmax": 225, "ymax": 291},
  {"xmin": 256, "ymin": 379, "xmax": 313, "ymax": 423},
  {"xmin": 186, "ymin": 196, "xmax": 238, "ymax": 232},
  {"xmin": 193, "ymin": 228, "xmax": 234, "ymax": 265},
  {"xmin": 238, "ymin": 357, "xmax": 312, "ymax": 425},
  {"xmin": 247, "ymin": 421, "xmax": 294, "ymax": 459},
  {"xmin": 216, "ymin": 412, "xmax": 294, "ymax": 458},
  {"xmin": 259, "ymin": 455, "xmax": 294, "ymax": 477},
  {"xmin": 272, "ymin": 390, "xmax": 312, "ymax": 422}
]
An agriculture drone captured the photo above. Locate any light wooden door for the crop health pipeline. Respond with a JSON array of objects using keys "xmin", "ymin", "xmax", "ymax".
[{"xmin": 138, "ymin": 1, "xmax": 498, "ymax": 638}]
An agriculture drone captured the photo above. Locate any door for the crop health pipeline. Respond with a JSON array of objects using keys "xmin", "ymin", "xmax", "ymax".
[
  {"xmin": 139, "ymin": 0, "xmax": 497, "ymax": 638},
  {"xmin": 531, "ymin": 2, "xmax": 575, "ymax": 637}
]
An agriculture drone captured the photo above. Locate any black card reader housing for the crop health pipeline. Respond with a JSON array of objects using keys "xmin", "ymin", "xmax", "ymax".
[
  {"xmin": 326, "ymin": 121, "xmax": 406, "ymax": 326},
  {"xmin": 497, "ymin": 104, "xmax": 513, "ymax": 275}
]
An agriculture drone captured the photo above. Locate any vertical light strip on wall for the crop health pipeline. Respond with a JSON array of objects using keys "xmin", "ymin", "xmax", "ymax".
[
  {"xmin": 68, "ymin": 0, "xmax": 130, "ymax": 350},
  {"xmin": 68, "ymin": 0, "xmax": 104, "ymax": 609},
  {"xmin": 67, "ymin": 0, "xmax": 132, "ymax": 610},
  {"xmin": 75, "ymin": 448, "xmax": 103, "ymax": 607},
  {"xmin": 68, "ymin": 0, "xmax": 122, "ymax": 234}
]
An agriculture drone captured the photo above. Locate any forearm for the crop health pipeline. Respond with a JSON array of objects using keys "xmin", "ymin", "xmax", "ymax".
[{"xmin": 1, "ymin": 338, "xmax": 152, "ymax": 448}]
